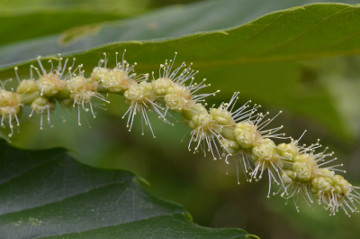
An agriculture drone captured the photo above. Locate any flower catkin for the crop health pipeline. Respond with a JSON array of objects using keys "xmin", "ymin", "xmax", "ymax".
[{"xmin": 1, "ymin": 52, "xmax": 359, "ymax": 216}]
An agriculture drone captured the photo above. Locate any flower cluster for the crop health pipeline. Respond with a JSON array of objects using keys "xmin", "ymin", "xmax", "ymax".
[{"xmin": 1, "ymin": 52, "xmax": 359, "ymax": 216}]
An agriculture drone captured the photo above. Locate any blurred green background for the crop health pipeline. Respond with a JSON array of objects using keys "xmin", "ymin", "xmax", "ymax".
[{"xmin": 1, "ymin": 0, "xmax": 360, "ymax": 238}]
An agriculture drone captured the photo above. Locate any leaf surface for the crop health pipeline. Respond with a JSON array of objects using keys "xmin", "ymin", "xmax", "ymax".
[
  {"xmin": 0, "ymin": 0, "xmax": 151, "ymax": 47},
  {"xmin": 0, "ymin": 141, "xmax": 251, "ymax": 239}
]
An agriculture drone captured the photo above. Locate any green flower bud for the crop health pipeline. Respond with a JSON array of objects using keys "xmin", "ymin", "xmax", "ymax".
[
  {"xmin": 152, "ymin": 78, "xmax": 174, "ymax": 96},
  {"xmin": 234, "ymin": 122, "xmax": 260, "ymax": 148},
  {"xmin": 38, "ymin": 73, "xmax": 66, "ymax": 97}
]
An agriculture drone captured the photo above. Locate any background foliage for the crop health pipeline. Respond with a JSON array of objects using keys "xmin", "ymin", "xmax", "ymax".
[
  {"xmin": 1, "ymin": 0, "xmax": 360, "ymax": 238},
  {"xmin": 0, "ymin": 142, "xmax": 250, "ymax": 238}
]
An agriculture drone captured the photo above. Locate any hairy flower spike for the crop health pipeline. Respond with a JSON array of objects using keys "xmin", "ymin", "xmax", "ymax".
[
  {"xmin": 0, "ymin": 89, "xmax": 22, "ymax": 137},
  {"xmin": 311, "ymin": 174, "xmax": 360, "ymax": 216},
  {"xmin": 152, "ymin": 77, "xmax": 175, "ymax": 96},
  {"xmin": 155, "ymin": 53, "xmax": 218, "ymax": 105},
  {"xmin": 35, "ymin": 56, "xmax": 67, "ymax": 97},
  {"xmin": 209, "ymin": 100, "xmax": 236, "ymax": 126},
  {"xmin": 16, "ymin": 79, "xmax": 39, "ymax": 104},
  {"xmin": 165, "ymin": 84, "xmax": 194, "ymax": 112},
  {"xmin": 1, "ymin": 51, "xmax": 359, "ymax": 216},
  {"xmin": 91, "ymin": 51, "xmax": 139, "ymax": 92},
  {"xmin": 250, "ymin": 138, "xmax": 286, "ymax": 196},
  {"xmin": 29, "ymin": 97, "xmax": 55, "ymax": 130},
  {"xmin": 234, "ymin": 122, "xmax": 261, "ymax": 148},
  {"xmin": 123, "ymin": 81, "xmax": 167, "ymax": 137},
  {"xmin": 187, "ymin": 110, "xmax": 226, "ymax": 159}
]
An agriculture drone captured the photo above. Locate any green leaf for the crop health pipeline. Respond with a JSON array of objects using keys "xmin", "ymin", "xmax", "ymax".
[
  {"xmin": 1, "ymin": 2, "xmax": 360, "ymax": 139},
  {"xmin": 0, "ymin": 12, "xmax": 122, "ymax": 47},
  {"xmin": 0, "ymin": 0, "xmax": 150, "ymax": 13},
  {"xmin": 1, "ymin": 0, "xmax": 359, "ymax": 66},
  {"xmin": 0, "ymin": 141, "xmax": 252, "ymax": 239},
  {"xmin": 0, "ymin": 0, "xmax": 153, "ymax": 47}
]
